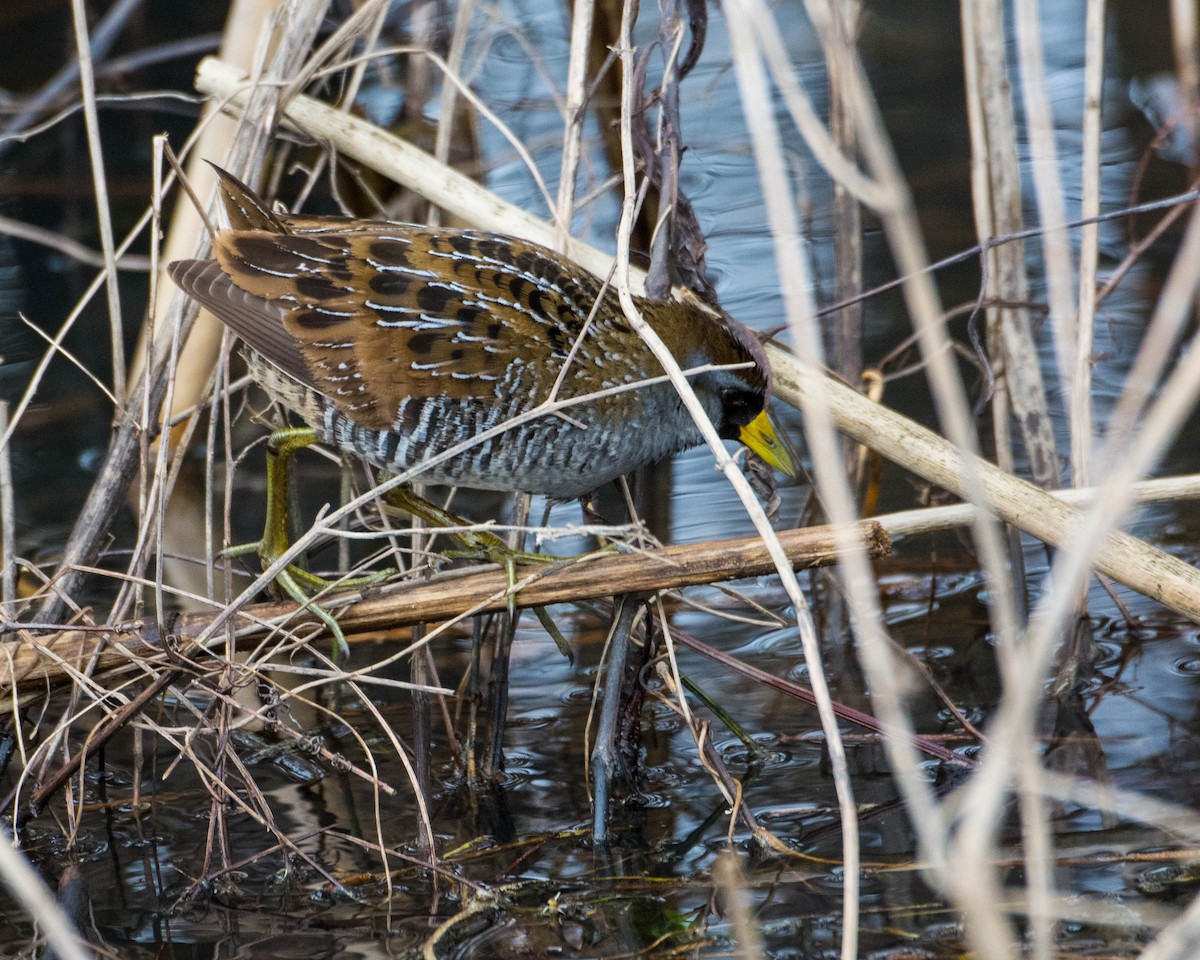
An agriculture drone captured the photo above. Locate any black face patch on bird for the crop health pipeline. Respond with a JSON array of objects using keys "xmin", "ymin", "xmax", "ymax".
[{"xmin": 717, "ymin": 385, "xmax": 766, "ymax": 438}]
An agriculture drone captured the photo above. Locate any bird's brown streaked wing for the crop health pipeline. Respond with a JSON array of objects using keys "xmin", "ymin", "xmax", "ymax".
[{"xmin": 212, "ymin": 227, "xmax": 613, "ymax": 417}]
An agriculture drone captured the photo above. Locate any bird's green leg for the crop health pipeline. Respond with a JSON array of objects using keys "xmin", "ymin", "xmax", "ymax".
[
  {"xmin": 380, "ymin": 485, "xmax": 528, "ymax": 620},
  {"xmin": 379, "ymin": 484, "xmax": 610, "ymax": 571},
  {"xmin": 380, "ymin": 485, "xmax": 548, "ymax": 566},
  {"xmin": 223, "ymin": 427, "xmax": 390, "ymax": 659},
  {"xmin": 380, "ymin": 484, "xmax": 612, "ymax": 633}
]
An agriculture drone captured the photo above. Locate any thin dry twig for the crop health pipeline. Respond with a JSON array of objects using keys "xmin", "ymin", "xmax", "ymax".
[
  {"xmin": 69, "ymin": 0, "xmax": 125, "ymax": 400},
  {"xmin": 0, "ymin": 215, "xmax": 152, "ymax": 270}
]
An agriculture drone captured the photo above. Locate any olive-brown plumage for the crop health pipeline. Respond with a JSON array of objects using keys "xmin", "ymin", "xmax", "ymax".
[{"xmin": 169, "ymin": 165, "xmax": 790, "ymax": 499}]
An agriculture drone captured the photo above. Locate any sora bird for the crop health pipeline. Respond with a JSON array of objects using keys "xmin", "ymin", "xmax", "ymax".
[{"xmin": 168, "ymin": 164, "xmax": 793, "ymax": 620}]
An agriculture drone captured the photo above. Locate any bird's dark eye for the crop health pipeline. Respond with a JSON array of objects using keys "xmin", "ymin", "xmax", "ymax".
[{"xmin": 718, "ymin": 388, "xmax": 763, "ymax": 437}]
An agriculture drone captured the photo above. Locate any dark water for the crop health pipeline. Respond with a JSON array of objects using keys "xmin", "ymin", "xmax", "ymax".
[{"xmin": 2, "ymin": 1, "xmax": 1199, "ymax": 957}]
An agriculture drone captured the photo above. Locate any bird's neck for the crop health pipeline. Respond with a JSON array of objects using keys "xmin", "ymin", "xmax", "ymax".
[{"xmin": 636, "ymin": 298, "xmax": 718, "ymax": 369}]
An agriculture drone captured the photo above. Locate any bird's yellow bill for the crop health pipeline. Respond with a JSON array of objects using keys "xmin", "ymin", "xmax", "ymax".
[{"xmin": 739, "ymin": 409, "xmax": 796, "ymax": 478}]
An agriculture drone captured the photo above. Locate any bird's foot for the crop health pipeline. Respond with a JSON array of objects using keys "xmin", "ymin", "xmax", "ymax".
[
  {"xmin": 222, "ymin": 540, "xmax": 392, "ymax": 663},
  {"xmin": 225, "ymin": 427, "xmax": 395, "ymax": 660}
]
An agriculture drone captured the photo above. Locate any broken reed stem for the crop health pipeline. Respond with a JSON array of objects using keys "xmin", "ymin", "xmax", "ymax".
[{"xmin": 2, "ymin": 521, "xmax": 889, "ymax": 692}]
